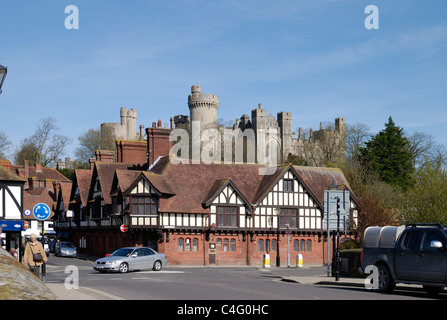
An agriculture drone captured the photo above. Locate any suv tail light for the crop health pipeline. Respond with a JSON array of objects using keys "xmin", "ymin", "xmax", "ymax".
[{"xmin": 360, "ymin": 250, "xmax": 364, "ymax": 263}]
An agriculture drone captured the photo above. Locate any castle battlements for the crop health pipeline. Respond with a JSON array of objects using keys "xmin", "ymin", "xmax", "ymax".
[
  {"xmin": 188, "ymin": 85, "xmax": 219, "ymax": 124},
  {"xmin": 188, "ymin": 85, "xmax": 219, "ymax": 107}
]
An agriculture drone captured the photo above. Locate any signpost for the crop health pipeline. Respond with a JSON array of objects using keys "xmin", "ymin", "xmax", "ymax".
[
  {"xmin": 323, "ymin": 189, "xmax": 350, "ymax": 279},
  {"xmin": 33, "ymin": 203, "xmax": 51, "ymax": 221}
]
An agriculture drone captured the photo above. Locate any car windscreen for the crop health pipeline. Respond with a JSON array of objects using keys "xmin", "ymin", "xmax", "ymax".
[
  {"xmin": 61, "ymin": 242, "xmax": 75, "ymax": 248},
  {"xmin": 112, "ymin": 248, "xmax": 134, "ymax": 257}
]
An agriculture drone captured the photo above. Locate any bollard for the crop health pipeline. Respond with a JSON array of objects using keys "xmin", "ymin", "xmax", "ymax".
[
  {"xmin": 263, "ymin": 253, "xmax": 270, "ymax": 268},
  {"xmin": 296, "ymin": 254, "xmax": 303, "ymax": 268}
]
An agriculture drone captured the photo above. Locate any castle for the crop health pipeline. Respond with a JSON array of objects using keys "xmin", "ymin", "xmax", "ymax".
[
  {"xmin": 171, "ymin": 85, "xmax": 346, "ymax": 166},
  {"xmin": 100, "ymin": 85, "xmax": 346, "ymax": 166}
]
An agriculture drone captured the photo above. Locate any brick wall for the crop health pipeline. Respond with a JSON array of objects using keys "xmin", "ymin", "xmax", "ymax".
[
  {"xmin": 146, "ymin": 123, "xmax": 172, "ymax": 166},
  {"xmin": 157, "ymin": 231, "xmax": 327, "ymax": 266},
  {"xmin": 116, "ymin": 140, "xmax": 147, "ymax": 164}
]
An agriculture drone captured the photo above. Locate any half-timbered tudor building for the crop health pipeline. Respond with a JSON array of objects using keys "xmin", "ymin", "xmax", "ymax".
[
  {"xmin": 107, "ymin": 156, "xmax": 358, "ymax": 266},
  {"xmin": 54, "ymin": 155, "xmax": 358, "ymax": 265},
  {"xmin": 0, "ymin": 163, "xmax": 25, "ymax": 259},
  {"xmin": 54, "ymin": 163, "xmax": 144, "ymax": 256}
]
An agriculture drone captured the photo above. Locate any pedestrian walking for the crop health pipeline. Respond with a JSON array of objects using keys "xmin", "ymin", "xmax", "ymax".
[{"xmin": 23, "ymin": 233, "xmax": 48, "ymax": 280}]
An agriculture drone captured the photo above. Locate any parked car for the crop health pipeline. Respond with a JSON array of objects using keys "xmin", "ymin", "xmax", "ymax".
[
  {"xmin": 93, "ymin": 247, "xmax": 167, "ymax": 273},
  {"xmin": 361, "ymin": 223, "xmax": 447, "ymax": 294},
  {"xmin": 55, "ymin": 241, "xmax": 78, "ymax": 257}
]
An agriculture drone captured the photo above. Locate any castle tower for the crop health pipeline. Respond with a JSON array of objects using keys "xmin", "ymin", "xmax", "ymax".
[
  {"xmin": 188, "ymin": 85, "xmax": 219, "ymax": 126},
  {"xmin": 277, "ymin": 111, "xmax": 293, "ymax": 163}
]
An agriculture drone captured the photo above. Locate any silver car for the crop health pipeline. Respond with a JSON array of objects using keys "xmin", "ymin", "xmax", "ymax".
[
  {"xmin": 55, "ymin": 241, "xmax": 78, "ymax": 257},
  {"xmin": 93, "ymin": 247, "xmax": 168, "ymax": 273}
]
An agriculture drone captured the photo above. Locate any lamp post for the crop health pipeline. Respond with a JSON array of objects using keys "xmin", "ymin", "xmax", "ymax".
[
  {"xmin": 274, "ymin": 206, "xmax": 281, "ymax": 267},
  {"xmin": 0, "ymin": 64, "xmax": 7, "ymax": 94}
]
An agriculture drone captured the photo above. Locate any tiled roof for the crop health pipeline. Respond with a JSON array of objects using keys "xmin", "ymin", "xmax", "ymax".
[
  {"xmin": 92, "ymin": 162, "xmax": 141, "ymax": 204},
  {"xmin": 0, "ymin": 164, "xmax": 25, "ymax": 182},
  {"xmin": 71, "ymin": 169, "xmax": 93, "ymax": 207},
  {"xmin": 23, "ymin": 187, "xmax": 56, "ymax": 220},
  {"xmin": 146, "ymin": 158, "xmax": 355, "ymax": 214}
]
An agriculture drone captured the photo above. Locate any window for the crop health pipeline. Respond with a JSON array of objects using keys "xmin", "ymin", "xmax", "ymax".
[
  {"xmin": 193, "ymin": 238, "xmax": 198, "ymax": 252},
  {"xmin": 217, "ymin": 206, "xmax": 238, "ymax": 227},
  {"xmin": 258, "ymin": 239, "xmax": 264, "ymax": 252},
  {"xmin": 217, "ymin": 238, "xmax": 222, "ymax": 251},
  {"xmin": 306, "ymin": 239, "xmax": 312, "ymax": 252},
  {"xmin": 422, "ymin": 231, "xmax": 444, "ymax": 251},
  {"xmin": 294, "ymin": 239, "xmax": 299, "ymax": 252},
  {"xmin": 265, "ymin": 239, "xmax": 270, "ymax": 252},
  {"xmin": 283, "ymin": 179, "xmax": 294, "ymax": 192},
  {"xmin": 142, "ymin": 248, "xmax": 154, "ymax": 256},
  {"xmin": 223, "ymin": 239, "xmax": 229, "ymax": 252},
  {"xmin": 401, "ymin": 231, "xmax": 420, "ymax": 251},
  {"xmin": 279, "ymin": 209, "xmax": 297, "ymax": 227},
  {"xmin": 230, "ymin": 239, "xmax": 236, "ymax": 252},
  {"xmin": 300, "ymin": 239, "xmax": 305, "ymax": 252},
  {"xmin": 132, "ymin": 197, "xmax": 158, "ymax": 215},
  {"xmin": 178, "ymin": 238, "xmax": 184, "ymax": 251},
  {"xmin": 178, "ymin": 237, "xmax": 199, "ymax": 252},
  {"xmin": 271, "ymin": 239, "xmax": 276, "ymax": 252}
]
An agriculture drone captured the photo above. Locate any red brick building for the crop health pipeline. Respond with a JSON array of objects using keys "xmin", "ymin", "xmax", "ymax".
[{"xmin": 54, "ymin": 153, "xmax": 358, "ymax": 266}]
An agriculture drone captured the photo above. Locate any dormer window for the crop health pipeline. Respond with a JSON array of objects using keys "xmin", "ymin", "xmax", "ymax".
[{"xmin": 132, "ymin": 197, "xmax": 158, "ymax": 215}]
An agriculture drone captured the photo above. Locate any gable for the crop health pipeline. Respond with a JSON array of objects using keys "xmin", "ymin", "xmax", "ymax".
[
  {"xmin": 257, "ymin": 168, "xmax": 318, "ymax": 209},
  {"xmin": 130, "ymin": 177, "xmax": 157, "ymax": 195},
  {"xmin": 212, "ymin": 184, "xmax": 245, "ymax": 206}
]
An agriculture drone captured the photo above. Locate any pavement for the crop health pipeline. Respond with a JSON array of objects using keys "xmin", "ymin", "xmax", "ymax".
[{"xmin": 45, "ymin": 253, "xmax": 367, "ymax": 300}]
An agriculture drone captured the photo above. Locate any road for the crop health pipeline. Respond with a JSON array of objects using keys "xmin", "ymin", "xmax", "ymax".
[{"xmin": 44, "ymin": 255, "xmax": 445, "ymax": 302}]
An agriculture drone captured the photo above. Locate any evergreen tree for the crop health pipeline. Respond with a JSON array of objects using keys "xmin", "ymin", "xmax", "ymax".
[{"xmin": 359, "ymin": 117, "xmax": 414, "ymax": 191}]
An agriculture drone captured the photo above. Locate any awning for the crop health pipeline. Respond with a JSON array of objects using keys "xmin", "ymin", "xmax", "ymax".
[{"xmin": 0, "ymin": 220, "xmax": 24, "ymax": 232}]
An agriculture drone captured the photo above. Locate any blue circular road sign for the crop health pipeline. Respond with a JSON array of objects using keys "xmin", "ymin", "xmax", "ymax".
[{"xmin": 33, "ymin": 203, "xmax": 51, "ymax": 221}]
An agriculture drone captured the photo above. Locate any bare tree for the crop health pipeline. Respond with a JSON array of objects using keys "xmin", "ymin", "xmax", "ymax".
[
  {"xmin": 75, "ymin": 128, "xmax": 102, "ymax": 163},
  {"xmin": 14, "ymin": 117, "xmax": 72, "ymax": 166},
  {"xmin": 407, "ymin": 131, "xmax": 447, "ymax": 168},
  {"xmin": 0, "ymin": 131, "xmax": 11, "ymax": 160},
  {"xmin": 345, "ymin": 122, "xmax": 371, "ymax": 160},
  {"xmin": 298, "ymin": 122, "xmax": 345, "ymax": 167}
]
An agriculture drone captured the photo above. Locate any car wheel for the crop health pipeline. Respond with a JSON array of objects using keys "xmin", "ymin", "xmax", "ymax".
[
  {"xmin": 153, "ymin": 260, "xmax": 162, "ymax": 271},
  {"xmin": 119, "ymin": 262, "xmax": 129, "ymax": 273},
  {"xmin": 376, "ymin": 263, "xmax": 395, "ymax": 293}
]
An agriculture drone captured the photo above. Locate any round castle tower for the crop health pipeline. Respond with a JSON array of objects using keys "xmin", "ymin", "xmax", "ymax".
[{"xmin": 188, "ymin": 85, "xmax": 219, "ymax": 126}]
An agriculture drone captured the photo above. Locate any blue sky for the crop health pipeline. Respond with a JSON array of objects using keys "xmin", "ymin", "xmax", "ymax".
[{"xmin": 1, "ymin": 0, "xmax": 446, "ymax": 161}]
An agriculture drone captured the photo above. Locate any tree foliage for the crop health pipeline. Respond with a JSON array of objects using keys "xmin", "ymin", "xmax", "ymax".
[
  {"xmin": 400, "ymin": 162, "xmax": 447, "ymax": 224},
  {"xmin": 358, "ymin": 117, "xmax": 414, "ymax": 191}
]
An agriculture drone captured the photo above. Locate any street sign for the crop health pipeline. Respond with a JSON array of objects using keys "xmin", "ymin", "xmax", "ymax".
[
  {"xmin": 33, "ymin": 203, "xmax": 51, "ymax": 221},
  {"xmin": 23, "ymin": 209, "xmax": 31, "ymax": 217},
  {"xmin": 323, "ymin": 190, "xmax": 350, "ymax": 231},
  {"xmin": 120, "ymin": 224, "xmax": 128, "ymax": 233}
]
